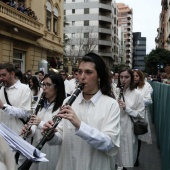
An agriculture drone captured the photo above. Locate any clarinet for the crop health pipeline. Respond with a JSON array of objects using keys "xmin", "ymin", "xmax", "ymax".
[
  {"xmin": 118, "ymin": 85, "xmax": 124, "ymax": 102},
  {"xmin": 18, "ymin": 83, "xmax": 84, "ymax": 170},
  {"xmin": 23, "ymin": 92, "xmax": 45, "ymax": 140}
]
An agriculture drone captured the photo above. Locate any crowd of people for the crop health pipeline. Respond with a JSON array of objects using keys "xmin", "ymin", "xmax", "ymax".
[
  {"xmin": 0, "ymin": 53, "xmax": 155, "ymax": 170},
  {"xmin": 146, "ymin": 65, "xmax": 170, "ymax": 84},
  {"xmin": 0, "ymin": 0, "xmax": 38, "ymax": 20}
]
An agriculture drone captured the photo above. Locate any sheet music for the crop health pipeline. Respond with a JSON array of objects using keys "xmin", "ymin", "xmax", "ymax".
[{"xmin": 0, "ymin": 123, "xmax": 48, "ymax": 162}]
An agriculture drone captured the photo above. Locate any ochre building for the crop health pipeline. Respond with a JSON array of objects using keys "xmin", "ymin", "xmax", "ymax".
[{"xmin": 0, "ymin": 0, "xmax": 64, "ymax": 73}]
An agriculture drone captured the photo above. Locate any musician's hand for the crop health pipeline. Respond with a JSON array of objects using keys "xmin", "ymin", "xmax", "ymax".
[
  {"xmin": 42, "ymin": 120, "xmax": 55, "ymax": 132},
  {"xmin": 20, "ymin": 124, "xmax": 32, "ymax": 136},
  {"xmin": 41, "ymin": 120, "xmax": 57, "ymax": 140},
  {"xmin": 57, "ymin": 105, "xmax": 81, "ymax": 129},
  {"xmin": 118, "ymin": 100, "xmax": 126, "ymax": 110},
  {"xmin": 28, "ymin": 115, "xmax": 41, "ymax": 126}
]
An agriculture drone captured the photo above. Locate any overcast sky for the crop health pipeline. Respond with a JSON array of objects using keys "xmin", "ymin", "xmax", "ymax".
[{"xmin": 116, "ymin": 0, "xmax": 162, "ymax": 54}]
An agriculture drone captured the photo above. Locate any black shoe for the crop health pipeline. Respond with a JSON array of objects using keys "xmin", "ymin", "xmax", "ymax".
[
  {"xmin": 123, "ymin": 168, "xmax": 127, "ymax": 170},
  {"xmin": 134, "ymin": 159, "xmax": 140, "ymax": 167}
]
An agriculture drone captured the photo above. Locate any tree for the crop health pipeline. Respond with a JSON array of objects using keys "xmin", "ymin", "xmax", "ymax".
[
  {"xmin": 64, "ymin": 26, "xmax": 98, "ymax": 68},
  {"xmin": 63, "ymin": 16, "xmax": 70, "ymax": 67},
  {"xmin": 145, "ymin": 48, "xmax": 170, "ymax": 74}
]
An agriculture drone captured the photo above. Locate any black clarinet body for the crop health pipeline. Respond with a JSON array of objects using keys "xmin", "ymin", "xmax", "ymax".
[
  {"xmin": 18, "ymin": 84, "xmax": 84, "ymax": 170},
  {"xmin": 23, "ymin": 92, "xmax": 45, "ymax": 140},
  {"xmin": 118, "ymin": 85, "xmax": 124, "ymax": 102}
]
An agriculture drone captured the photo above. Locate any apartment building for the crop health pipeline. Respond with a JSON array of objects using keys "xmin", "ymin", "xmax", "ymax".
[
  {"xmin": 111, "ymin": 1, "xmax": 120, "ymax": 66},
  {"xmin": 0, "ymin": 0, "xmax": 64, "ymax": 73},
  {"xmin": 118, "ymin": 26, "xmax": 126, "ymax": 65},
  {"xmin": 117, "ymin": 3, "xmax": 133, "ymax": 68},
  {"xmin": 64, "ymin": 0, "xmax": 118, "ymax": 69},
  {"xmin": 133, "ymin": 32, "xmax": 146, "ymax": 71},
  {"xmin": 155, "ymin": 0, "xmax": 170, "ymax": 50}
]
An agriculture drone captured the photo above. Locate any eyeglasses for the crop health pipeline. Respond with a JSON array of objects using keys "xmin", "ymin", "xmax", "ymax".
[{"xmin": 41, "ymin": 82, "xmax": 55, "ymax": 88}]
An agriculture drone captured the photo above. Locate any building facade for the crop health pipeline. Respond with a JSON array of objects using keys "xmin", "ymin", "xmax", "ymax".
[
  {"xmin": 155, "ymin": 0, "xmax": 170, "ymax": 50},
  {"xmin": 111, "ymin": 1, "xmax": 119, "ymax": 66},
  {"xmin": 64, "ymin": 0, "xmax": 118, "ymax": 69},
  {"xmin": 117, "ymin": 3, "xmax": 133, "ymax": 68},
  {"xmin": 0, "ymin": 0, "xmax": 64, "ymax": 73},
  {"xmin": 133, "ymin": 32, "xmax": 146, "ymax": 71}
]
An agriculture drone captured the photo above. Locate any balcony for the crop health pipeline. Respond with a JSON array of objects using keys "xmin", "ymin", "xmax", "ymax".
[
  {"xmin": 0, "ymin": 2, "xmax": 43, "ymax": 38},
  {"xmin": 127, "ymin": 14, "xmax": 132, "ymax": 20}
]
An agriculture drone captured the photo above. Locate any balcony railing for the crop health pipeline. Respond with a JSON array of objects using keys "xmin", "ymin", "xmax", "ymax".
[{"xmin": 0, "ymin": 2, "xmax": 43, "ymax": 37}]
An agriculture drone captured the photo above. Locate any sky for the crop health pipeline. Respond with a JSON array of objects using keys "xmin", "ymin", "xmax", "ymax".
[{"xmin": 116, "ymin": 0, "xmax": 162, "ymax": 54}]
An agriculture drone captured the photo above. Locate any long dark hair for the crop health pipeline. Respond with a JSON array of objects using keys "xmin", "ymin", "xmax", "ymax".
[
  {"xmin": 117, "ymin": 67, "xmax": 136, "ymax": 91},
  {"xmin": 42, "ymin": 72, "xmax": 66, "ymax": 112},
  {"xmin": 81, "ymin": 53, "xmax": 114, "ymax": 98},
  {"xmin": 29, "ymin": 76, "xmax": 40, "ymax": 96}
]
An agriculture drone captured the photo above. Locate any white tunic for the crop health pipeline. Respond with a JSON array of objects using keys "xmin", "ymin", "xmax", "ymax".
[
  {"xmin": 0, "ymin": 81, "xmax": 32, "ymax": 134},
  {"xmin": 145, "ymin": 81, "xmax": 153, "ymax": 94},
  {"xmin": 0, "ymin": 136, "xmax": 16, "ymax": 170},
  {"xmin": 48, "ymin": 90, "xmax": 120, "ymax": 170},
  {"xmin": 137, "ymin": 84, "xmax": 153, "ymax": 144},
  {"xmin": 30, "ymin": 103, "xmax": 61, "ymax": 170},
  {"xmin": 64, "ymin": 79, "xmax": 72, "ymax": 95},
  {"xmin": 31, "ymin": 88, "xmax": 43, "ymax": 110},
  {"xmin": 115, "ymin": 88, "xmax": 145, "ymax": 167}
]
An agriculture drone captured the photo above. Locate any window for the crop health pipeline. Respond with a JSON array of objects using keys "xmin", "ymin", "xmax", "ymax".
[
  {"xmin": 84, "ymin": 20, "xmax": 89, "ymax": 26},
  {"xmin": 13, "ymin": 49, "xmax": 25, "ymax": 73},
  {"xmin": 72, "ymin": 9, "xmax": 75, "ymax": 14},
  {"xmin": 53, "ymin": 7, "xmax": 58, "ymax": 34},
  {"xmin": 72, "ymin": 21, "xmax": 75, "ymax": 26},
  {"xmin": 46, "ymin": 0, "xmax": 52, "ymax": 31},
  {"xmin": 84, "ymin": 0, "xmax": 90, "ymax": 2},
  {"xmin": 47, "ymin": 11, "xmax": 51, "ymax": 31},
  {"xmin": 84, "ymin": 33, "xmax": 89, "ymax": 38},
  {"xmin": 72, "ymin": 33, "xmax": 75, "ymax": 38},
  {"xmin": 84, "ymin": 8, "xmax": 89, "ymax": 14},
  {"xmin": 72, "ymin": 0, "xmax": 75, "ymax": 2}
]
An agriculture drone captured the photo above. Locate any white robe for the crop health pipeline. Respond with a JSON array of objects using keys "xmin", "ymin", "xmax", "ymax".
[
  {"xmin": 48, "ymin": 91, "xmax": 120, "ymax": 170},
  {"xmin": 0, "ymin": 136, "xmax": 16, "ymax": 170},
  {"xmin": 30, "ymin": 103, "xmax": 61, "ymax": 170},
  {"xmin": 31, "ymin": 88, "xmax": 43, "ymax": 110},
  {"xmin": 0, "ymin": 81, "xmax": 32, "ymax": 134},
  {"xmin": 115, "ymin": 88, "xmax": 145, "ymax": 167},
  {"xmin": 137, "ymin": 84, "xmax": 153, "ymax": 144}
]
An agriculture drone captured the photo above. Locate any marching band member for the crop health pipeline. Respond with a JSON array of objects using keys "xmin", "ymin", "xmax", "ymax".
[
  {"xmin": 133, "ymin": 70, "xmax": 153, "ymax": 166},
  {"xmin": 21, "ymin": 72, "xmax": 65, "ymax": 170},
  {"xmin": 115, "ymin": 68, "xmax": 145, "ymax": 170},
  {"xmin": 43, "ymin": 53, "xmax": 120, "ymax": 170}
]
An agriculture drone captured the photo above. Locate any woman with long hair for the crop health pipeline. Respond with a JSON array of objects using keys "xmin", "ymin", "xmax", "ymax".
[
  {"xmin": 115, "ymin": 68, "xmax": 145, "ymax": 170},
  {"xmin": 21, "ymin": 72, "xmax": 65, "ymax": 170},
  {"xmin": 43, "ymin": 52, "xmax": 120, "ymax": 170},
  {"xmin": 28, "ymin": 76, "xmax": 43, "ymax": 110},
  {"xmin": 133, "ymin": 69, "xmax": 152, "ymax": 166}
]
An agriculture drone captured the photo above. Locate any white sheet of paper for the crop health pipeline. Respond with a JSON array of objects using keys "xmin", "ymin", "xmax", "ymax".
[{"xmin": 0, "ymin": 123, "xmax": 48, "ymax": 162}]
